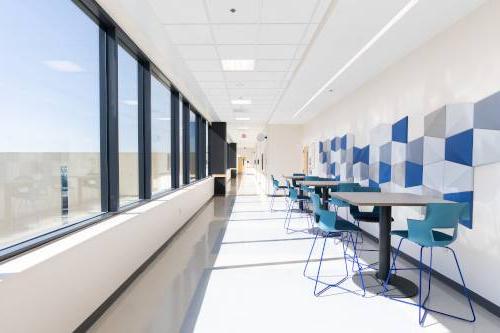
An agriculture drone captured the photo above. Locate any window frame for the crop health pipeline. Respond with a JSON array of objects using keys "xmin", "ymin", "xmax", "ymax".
[{"xmin": 0, "ymin": 0, "xmax": 212, "ymax": 262}]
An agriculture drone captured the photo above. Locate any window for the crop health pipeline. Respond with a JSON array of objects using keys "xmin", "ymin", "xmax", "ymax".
[
  {"xmin": 205, "ymin": 121, "xmax": 209, "ymax": 176},
  {"xmin": 117, "ymin": 45, "xmax": 139, "ymax": 206},
  {"xmin": 189, "ymin": 110, "xmax": 198, "ymax": 182},
  {"xmin": 151, "ymin": 75, "xmax": 172, "ymax": 194},
  {"xmin": 0, "ymin": 0, "xmax": 102, "ymax": 249},
  {"xmin": 179, "ymin": 96, "xmax": 184, "ymax": 186}
]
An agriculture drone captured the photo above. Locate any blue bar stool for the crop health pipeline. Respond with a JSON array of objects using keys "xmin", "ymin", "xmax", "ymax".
[
  {"xmin": 304, "ymin": 194, "xmax": 366, "ymax": 296},
  {"xmin": 284, "ymin": 181, "xmax": 311, "ymax": 232},
  {"xmin": 383, "ymin": 203, "xmax": 475, "ymax": 326},
  {"xmin": 349, "ymin": 186, "xmax": 382, "ymax": 244},
  {"xmin": 328, "ymin": 183, "xmax": 360, "ymax": 221},
  {"xmin": 270, "ymin": 175, "xmax": 288, "ymax": 211}
]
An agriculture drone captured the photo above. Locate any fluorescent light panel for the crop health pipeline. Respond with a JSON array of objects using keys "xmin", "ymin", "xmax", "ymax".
[
  {"xmin": 222, "ymin": 59, "xmax": 255, "ymax": 71},
  {"xmin": 235, "ymin": 117, "xmax": 250, "ymax": 121},
  {"xmin": 293, "ymin": 0, "xmax": 419, "ymax": 118},
  {"xmin": 231, "ymin": 99, "xmax": 252, "ymax": 105}
]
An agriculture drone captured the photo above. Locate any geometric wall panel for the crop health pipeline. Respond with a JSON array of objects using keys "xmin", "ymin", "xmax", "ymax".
[
  {"xmin": 423, "ymin": 136, "xmax": 445, "ymax": 165},
  {"xmin": 446, "ymin": 103, "xmax": 474, "ymax": 137},
  {"xmin": 473, "ymin": 128, "xmax": 500, "ymax": 166},
  {"xmin": 474, "ymin": 91, "xmax": 500, "ymax": 131},
  {"xmin": 445, "ymin": 129, "xmax": 473, "ymax": 166},
  {"xmin": 317, "ymin": 91, "xmax": 500, "ymax": 229}
]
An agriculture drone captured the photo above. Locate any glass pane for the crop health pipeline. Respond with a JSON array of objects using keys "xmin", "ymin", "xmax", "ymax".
[
  {"xmin": 0, "ymin": 1, "xmax": 102, "ymax": 249},
  {"xmin": 151, "ymin": 76, "xmax": 172, "ymax": 194},
  {"xmin": 118, "ymin": 45, "xmax": 139, "ymax": 206},
  {"xmin": 206, "ymin": 121, "xmax": 209, "ymax": 176},
  {"xmin": 189, "ymin": 111, "xmax": 198, "ymax": 182},
  {"xmin": 179, "ymin": 98, "xmax": 183, "ymax": 186}
]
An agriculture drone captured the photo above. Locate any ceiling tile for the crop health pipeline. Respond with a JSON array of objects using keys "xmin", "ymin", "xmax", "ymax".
[
  {"xmin": 224, "ymin": 71, "xmax": 286, "ymax": 81},
  {"xmin": 225, "ymin": 81, "xmax": 284, "ymax": 89},
  {"xmin": 193, "ymin": 71, "xmax": 225, "ymax": 81},
  {"xmin": 199, "ymin": 81, "xmax": 226, "ymax": 89},
  {"xmin": 205, "ymin": 88, "xmax": 228, "ymax": 96},
  {"xmin": 256, "ymin": 45, "xmax": 297, "ymax": 59},
  {"xmin": 212, "ymin": 24, "xmax": 259, "ymax": 44},
  {"xmin": 217, "ymin": 45, "xmax": 256, "ymax": 58},
  {"xmin": 255, "ymin": 59, "xmax": 292, "ymax": 71},
  {"xmin": 206, "ymin": 0, "xmax": 259, "ymax": 23},
  {"xmin": 178, "ymin": 45, "xmax": 218, "ymax": 59},
  {"xmin": 186, "ymin": 60, "xmax": 222, "ymax": 71},
  {"xmin": 257, "ymin": 24, "xmax": 308, "ymax": 44},
  {"xmin": 150, "ymin": 0, "xmax": 208, "ymax": 24},
  {"xmin": 261, "ymin": 0, "xmax": 318, "ymax": 23},
  {"xmin": 164, "ymin": 25, "xmax": 213, "ymax": 44}
]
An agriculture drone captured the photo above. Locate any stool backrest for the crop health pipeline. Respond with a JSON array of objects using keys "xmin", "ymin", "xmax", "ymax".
[
  {"xmin": 336, "ymin": 183, "xmax": 360, "ymax": 192},
  {"xmin": 408, "ymin": 203, "xmax": 468, "ymax": 246}
]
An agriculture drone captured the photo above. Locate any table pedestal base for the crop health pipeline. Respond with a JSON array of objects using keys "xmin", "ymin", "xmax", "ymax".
[{"xmin": 351, "ymin": 272, "xmax": 418, "ymax": 298}]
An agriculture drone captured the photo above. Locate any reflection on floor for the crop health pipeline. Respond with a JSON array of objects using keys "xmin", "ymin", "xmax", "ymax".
[{"xmin": 90, "ymin": 172, "xmax": 500, "ymax": 333}]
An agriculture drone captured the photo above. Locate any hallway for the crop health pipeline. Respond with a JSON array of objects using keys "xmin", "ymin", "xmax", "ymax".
[{"xmin": 90, "ymin": 172, "xmax": 500, "ymax": 333}]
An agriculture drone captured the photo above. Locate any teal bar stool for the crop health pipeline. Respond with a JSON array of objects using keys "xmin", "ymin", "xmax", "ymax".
[
  {"xmin": 349, "ymin": 186, "xmax": 382, "ymax": 244},
  {"xmin": 270, "ymin": 175, "xmax": 288, "ymax": 211},
  {"xmin": 303, "ymin": 194, "xmax": 366, "ymax": 296},
  {"xmin": 383, "ymin": 203, "xmax": 475, "ymax": 326},
  {"xmin": 284, "ymin": 181, "xmax": 311, "ymax": 232},
  {"xmin": 301, "ymin": 175, "xmax": 319, "ymax": 197},
  {"xmin": 328, "ymin": 183, "xmax": 360, "ymax": 219}
]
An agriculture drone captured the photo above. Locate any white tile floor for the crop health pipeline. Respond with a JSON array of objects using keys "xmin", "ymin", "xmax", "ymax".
[{"xmin": 90, "ymin": 171, "xmax": 500, "ymax": 333}]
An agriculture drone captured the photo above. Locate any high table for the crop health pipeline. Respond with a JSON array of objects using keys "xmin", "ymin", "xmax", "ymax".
[
  {"xmin": 296, "ymin": 180, "xmax": 341, "ymax": 209},
  {"xmin": 329, "ymin": 192, "xmax": 451, "ymax": 297}
]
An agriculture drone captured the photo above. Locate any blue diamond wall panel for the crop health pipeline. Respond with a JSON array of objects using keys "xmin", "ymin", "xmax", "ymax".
[
  {"xmin": 443, "ymin": 191, "xmax": 473, "ymax": 229},
  {"xmin": 379, "ymin": 162, "xmax": 391, "ymax": 184},
  {"xmin": 392, "ymin": 116, "xmax": 408, "ymax": 143},
  {"xmin": 445, "ymin": 129, "xmax": 473, "ymax": 166},
  {"xmin": 405, "ymin": 161, "xmax": 423, "ymax": 188}
]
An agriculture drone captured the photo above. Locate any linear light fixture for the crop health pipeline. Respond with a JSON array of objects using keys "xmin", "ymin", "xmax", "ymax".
[
  {"xmin": 232, "ymin": 99, "xmax": 252, "ymax": 105},
  {"xmin": 235, "ymin": 117, "xmax": 250, "ymax": 121},
  {"xmin": 293, "ymin": 0, "xmax": 419, "ymax": 118},
  {"xmin": 222, "ymin": 59, "xmax": 255, "ymax": 71},
  {"xmin": 237, "ymin": 127, "xmax": 249, "ymax": 130}
]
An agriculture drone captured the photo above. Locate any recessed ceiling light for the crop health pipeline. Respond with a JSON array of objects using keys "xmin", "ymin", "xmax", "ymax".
[
  {"xmin": 222, "ymin": 59, "xmax": 255, "ymax": 71},
  {"xmin": 231, "ymin": 99, "xmax": 252, "ymax": 105},
  {"xmin": 235, "ymin": 117, "xmax": 250, "ymax": 121},
  {"xmin": 293, "ymin": 0, "xmax": 419, "ymax": 118},
  {"xmin": 237, "ymin": 127, "xmax": 249, "ymax": 130}
]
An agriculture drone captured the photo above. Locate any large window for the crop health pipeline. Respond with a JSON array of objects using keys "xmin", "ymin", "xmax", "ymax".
[
  {"xmin": 0, "ymin": 0, "xmax": 211, "ymax": 259},
  {"xmin": 118, "ymin": 45, "xmax": 139, "ymax": 206},
  {"xmin": 189, "ymin": 110, "xmax": 198, "ymax": 182},
  {"xmin": 151, "ymin": 75, "xmax": 172, "ymax": 194},
  {"xmin": 0, "ymin": 1, "xmax": 102, "ymax": 249}
]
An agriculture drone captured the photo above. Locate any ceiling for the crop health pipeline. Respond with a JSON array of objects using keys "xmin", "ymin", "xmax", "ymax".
[{"xmin": 107, "ymin": 0, "xmax": 486, "ymax": 148}]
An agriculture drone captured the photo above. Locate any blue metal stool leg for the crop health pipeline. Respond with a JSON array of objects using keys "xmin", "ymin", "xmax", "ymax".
[
  {"xmin": 313, "ymin": 236, "xmax": 328, "ymax": 296},
  {"xmin": 303, "ymin": 230, "xmax": 319, "ymax": 277}
]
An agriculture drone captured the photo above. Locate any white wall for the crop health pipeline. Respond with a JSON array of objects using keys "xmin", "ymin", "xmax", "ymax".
[
  {"xmin": 0, "ymin": 178, "xmax": 214, "ymax": 332},
  {"xmin": 303, "ymin": 0, "xmax": 500, "ymax": 306},
  {"xmin": 256, "ymin": 125, "xmax": 304, "ymax": 194}
]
